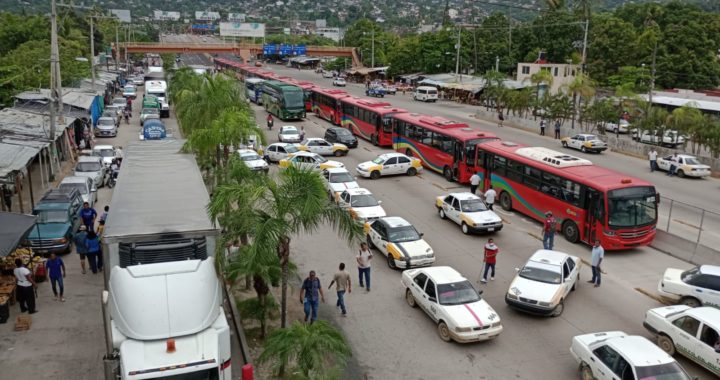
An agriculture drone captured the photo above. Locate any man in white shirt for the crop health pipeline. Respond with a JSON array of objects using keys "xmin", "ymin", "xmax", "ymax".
[
  {"xmin": 648, "ymin": 148, "xmax": 657, "ymax": 172},
  {"xmin": 469, "ymin": 172, "xmax": 481, "ymax": 195},
  {"xmin": 14, "ymin": 258, "xmax": 37, "ymax": 314},
  {"xmin": 484, "ymin": 187, "xmax": 497, "ymax": 210},
  {"xmin": 356, "ymin": 242, "xmax": 373, "ymax": 291}
]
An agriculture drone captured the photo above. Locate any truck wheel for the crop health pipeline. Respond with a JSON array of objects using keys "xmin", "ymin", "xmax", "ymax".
[
  {"xmin": 562, "ymin": 221, "xmax": 580, "ymax": 243},
  {"xmin": 371, "ymin": 134, "xmax": 378, "ymax": 146},
  {"xmin": 657, "ymin": 334, "xmax": 676, "ymax": 356},
  {"xmin": 443, "ymin": 167, "xmax": 453, "ymax": 182}
]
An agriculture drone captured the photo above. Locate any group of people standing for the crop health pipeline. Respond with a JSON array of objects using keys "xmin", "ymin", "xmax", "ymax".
[{"xmin": 75, "ymin": 203, "xmax": 108, "ymax": 275}]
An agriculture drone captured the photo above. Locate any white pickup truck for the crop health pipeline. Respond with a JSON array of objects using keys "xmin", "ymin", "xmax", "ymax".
[{"xmin": 632, "ymin": 129, "xmax": 686, "ymax": 148}]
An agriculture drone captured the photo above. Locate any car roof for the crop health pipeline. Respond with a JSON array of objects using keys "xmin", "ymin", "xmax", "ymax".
[
  {"xmin": 418, "ymin": 266, "xmax": 467, "ymax": 284},
  {"xmin": 675, "ymin": 154, "xmax": 698, "ymax": 159},
  {"xmin": 325, "ymin": 167, "xmax": 350, "ymax": 174},
  {"xmin": 378, "ymin": 216, "xmax": 411, "ymax": 228},
  {"xmin": 448, "ymin": 192, "xmax": 481, "ymax": 201},
  {"xmin": 605, "ymin": 335, "xmax": 675, "ymax": 366},
  {"xmin": 345, "ymin": 188, "xmax": 373, "ymax": 196},
  {"xmin": 78, "ymin": 156, "xmax": 102, "ymax": 162},
  {"xmin": 682, "ymin": 307, "xmax": 720, "ymax": 326},
  {"xmin": 305, "ymin": 137, "xmax": 326, "ymax": 142},
  {"xmin": 269, "ymin": 142, "xmax": 293, "ymax": 147},
  {"xmin": 376, "ymin": 153, "xmax": 405, "ymax": 160},
  {"xmin": 94, "ymin": 145, "xmax": 114, "ymax": 150},
  {"xmin": 576, "ymin": 134, "xmax": 597, "ymax": 138},
  {"xmin": 60, "ymin": 176, "xmax": 90, "ymax": 184},
  {"xmin": 699, "ymin": 265, "xmax": 720, "ymax": 276},
  {"xmin": 293, "ymin": 151, "xmax": 319, "ymax": 157},
  {"xmin": 528, "ymin": 249, "xmax": 571, "ymax": 266},
  {"xmin": 237, "ymin": 149, "xmax": 259, "ymax": 155},
  {"xmin": 281, "ymin": 125, "xmax": 298, "ymax": 131}
]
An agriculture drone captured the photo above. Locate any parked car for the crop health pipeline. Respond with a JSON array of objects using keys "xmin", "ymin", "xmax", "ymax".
[
  {"xmin": 606, "ymin": 119, "xmax": 631, "ymax": 134},
  {"xmin": 356, "ymin": 153, "xmax": 423, "ymax": 179},
  {"xmin": 131, "ymin": 76, "xmax": 144, "ymax": 86},
  {"xmin": 336, "ymin": 188, "xmax": 386, "ymax": 222},
  {"xmin": 264, "ymin": 142, "xmax": 300, "ymax": 163},
  {"xmin": 384, "ymin": 84, "xmax": 397, "ymax": 95},
  {"xmin": 656, "ymin": 154, "xmax": 711, "ymax": 178},
  {"xmin": 643, "ymin": 305, "xmax": 720, "ymax": 378},
  {"xmin": 95, "ymin": 117, "xmax": 118, "ymax": 137},
  {"xmin": 366, "ymin": 86, "xmax": 386, "ymax": 98},
  {"xmin": 74, "ymin": 156, "xmax": 107, "ymax": 188},
  {"xmin": 332, "ymin": 77, "xmax": 346, "ymax": 87},
  {"xmin": 322, "ymin": 71, "xmax": 334, "ymax": 78},
  {"xmin": 560, "ymin": 134, "xmax": 608, "ymax": 153},
  {"xmin": 322, "ymin": 167, "xmax": 359, "ymax": 199},
  {"xmin": 58, "ymin": 176, "xmax": 96, "ymax": 208},
  {"xmin": 101, "ymin": 110, "xmax": 119, "ymax": 127},
  {"xmin": 296, "ymin": 137, "xmax": 349, "ymax": 157},
  {"xmin": 505, "ymin": 249, "xmax": 580, "ymax": 317},
  {"xmin": 632, "ymin": 129, "xmax": 686, "ymax": 148},
  {"xmin": 278, "ymin": 125, "xmax": 302, "ymax": 143},
  {"xmin": 365, "ymin": 216, "xmax": 435, "ymax": 269},
  {"xmin": 140, "ymin": 107, "xmax": 160, "ymax": 126},
  {"xmin": 657, "ymin": 265, "xmax": 720, "ymax": 308},
  {"xmin": 278, "ymin": 151, "xmax": 344, "ymax": 171},
  {"xmin": 112, "ymin": 97, "xmax": 127, "ymax": 107},
  {"xmin": 92, "ymin": 145, "xmax": 117, "ymax": 167},
  {"xmin": 435, "ymin": 192, "xmax": 503, "ymax": 234},
  {"xmin": 25, "ymin": 188, "xmax": 83, "ymax": 254},
  {"xmin": 402, "ymin": 266, "xmax": 503, "ymax": 343},
  {"xmin": 236, "ymin": 149, "xmax": 269, "ymax": 173},
  {"xmin": 122, "ymin": 85, "xmax": 137, "ymax": 99},
  {"xmin": 324, "ymin": 127, "xmax": 358, "ymax": 148},
  {"xmin": 413, "ymin": 86, "xmax": 438, "ymax": 102}
]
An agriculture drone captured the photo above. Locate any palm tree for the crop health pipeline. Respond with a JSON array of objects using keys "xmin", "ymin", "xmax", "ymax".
[
  {"xmin": 210, "ymin": 166, "xmax": 364, "ymax": 329},
  {"xmin": 257, "ymin": 320, "xmax": 352, "ymax": 378},
  {"xmin": 174, "ymin": 73, "xmax": 249, "ymax": 136},
  {"xmin": 564, "ymin": 73, "xmax": 596, "ymax": 130},
  {"xmin": 529, "ymin": 70, "xmax": 554, "ymax": 101}
]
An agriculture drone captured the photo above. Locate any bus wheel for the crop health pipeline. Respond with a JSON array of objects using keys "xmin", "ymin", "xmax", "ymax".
[
  {"xmin": 499, "ymin": 191, "xmax": 512, "ymax": 211},
  {"xmin": 562, "ymin": 221, "xmax": 580, "ymax": 243},
  {"xmin": 370, "ymin": 170, "xmax": 381, "ymax": 179},
  {"xmin": 371, "ymin": 134, "xmax": 378, "ymax": 146},
  {"xmin": 443, "ymin": 167, "xmax": 454, "ymax": 182}
]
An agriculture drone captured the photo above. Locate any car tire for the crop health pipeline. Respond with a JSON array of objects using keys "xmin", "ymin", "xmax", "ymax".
[
  {"xmin": 334, "ymin": 150, "xmax": 343, "ymax": 157},
  {"xmin": 439, "ymin": 208, "xmax": 447, "ymax": 219},
  {"xmin": 437, "ymin": 321, "xmax": 452, "ymax": 342},
  {"xmin": 370, "ymin": 170, "xmax": 381, "ymax": 180},
  {"xmin": 499, "ymin": 191, "xmax": 513, "ymax": 211},
  {"xmin": 387, "ymin": 254, "xmax": 396, "ymax": 269},
  {"xmin": 443, "ymin": 166, "xmax": 453, "ymax": 182},
  {"xmin": 551, "ymin": 300, "xmax": 564, "ymax": 317},
  {"xmin": 676, "ymin": 169, "xmax": 685, "ymax": 178},
  {"xmin": 679, "ymin": 296, "xmax": 701, "ymax": 308},
  {"xmin": 405, "ymin": 289, "xmax": 417, "ymax": 308},
  {"xmin": 407, "ymin": 167, "xmax": 417, "ymax": 176},
  {"xmin": 562, "ymin": 220, "xmax": 580, "ymax": 243},
  {"xmin": 461, "ymin": 222, "xmax": 470, "ymax": 235},
  {"xmin": 657, "ymin": 334, "xmax": 676, "ymax": 356},
  {"xmin": 579, "ymin": 363, "xmax": 594, "ymax": 380}
]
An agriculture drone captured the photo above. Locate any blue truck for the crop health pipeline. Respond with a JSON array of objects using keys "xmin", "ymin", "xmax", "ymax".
[
  {"xmin": 25, "ymin": 188, "xmax": 83, "ymax": 254},
  {"xmin": 139, "ymin": 119, "xmax": 168, "ymax": 140},
  {"xmin": 365, "ymin": 86, "xmax": 386, "ymax": 98}
]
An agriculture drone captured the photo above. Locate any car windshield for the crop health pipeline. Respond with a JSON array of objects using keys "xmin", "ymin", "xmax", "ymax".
[
  {"xmin": 334, "ymin": 129, "xmax": 352, "ymax": 136},
  {"xmin": 519, "ymin": 264, "xmax": 562, "ymax": 284},
  {"xmin": 460, "ymin": 199, "xmax": 488, "ymax": 212},
  {"xmin": 437, "ymin": 281, "xmax": 481, "ymax": 305},
  {"xmin": 387, "ymin": 225, "xmax": 421, "ymax": 243},
  {"xmin": 636, "ymin": 362, "xmax": 692, "ymax": 380},
  {"xmin": 95, "ymin": 149, "xmax": 114, "ymax": 157},
  {"xmin": 102, "ymin": 112, "xmax": 115, "ymax": 118},
  {"xmin": 329, "ymin": 172, "xmax": 354, "ymax": 183},
  {"xmin": 281, "ymin": 128, "xmax": 298, "ymax": 135},
  {"xmin": 684, "ymin": 157, "xmax": 701, "ymax": 165},
  {"xmin": 76, "ymin": 162, "xmax": 101, "ymax": 172},
  {"xmin": 34, "ymin": 210, "xmax": 68, "ymax": 223},
  {"xmin": 608, "ymin": 186, "xmax": 657, "ymax": 228},
  {"xmin": 371, "ymin": 157, "xmax": 385, "ymax": 165},
  {"xmin": 98, "ymin": 119, "xmax": 114, "ymax": 126},
  {"xmin": 680, "ymin": 267, "xmax": 702, "ymax": 284},
  {"xmin": 241, "ymin": 153, "xmax": 263, "ymax": 161},
  {"xmin": 284, "ymin": 145, "xmax": 299, "ymax": 154},
  {"xmin": 142, "ymin": 108, "xmax": 159, "ymax": 115},
  {"xmin": 350, "ymin": 194, "xmax": 378, "ymax": 207},
  {"xmin": 59, "ymin": 182, "xmax": 87, "ymax": 194},
  {"xmin": 283, "ymin": 89, "xmax": 304, "ymax": 109}
]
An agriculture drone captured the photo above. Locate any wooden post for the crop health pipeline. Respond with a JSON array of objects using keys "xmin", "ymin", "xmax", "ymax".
[
  {"xmin": 15, "ymin": 174, "xmax": 24, "ymax": 214},
  {"xmin": 28, "ymin": 162, "xmax": 35, "ymax": 210}
]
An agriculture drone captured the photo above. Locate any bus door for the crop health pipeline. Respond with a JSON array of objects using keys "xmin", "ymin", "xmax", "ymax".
[
  {"xmin": 474, "ymin": 148, "xmax": 492, "ymax": 191},
  {"xmin": 452, "ymin": 140, "xmax": 463, "ymax": 180},
  {"xmin": 584, "ymin": 188, "xmax": 603, "ymax": 244}
]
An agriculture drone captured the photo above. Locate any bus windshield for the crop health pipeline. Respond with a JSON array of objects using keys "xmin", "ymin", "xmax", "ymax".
[
  {"xmin": 283, "ymin": 90, "xmax": 304, "ymax": 109},
  {"xmin": 607, "ymin": 186, "xmax": 656, "ymax": 228}
]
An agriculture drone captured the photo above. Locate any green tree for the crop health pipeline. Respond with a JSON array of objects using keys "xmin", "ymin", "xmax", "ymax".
[
  {"xmin": 667, "ymin": 105, "xmax": 704, "ymax": 153},
  {"xmin": 257, "ymin": 321, "xmax": 352, "ymax": 378},
  {"xmin": 563, "ymin": 73, "xmax": 597, "ymax": 131},
  {"xmin": 587, "ymin": 15, "xmax": 638, "ymax": 84}
]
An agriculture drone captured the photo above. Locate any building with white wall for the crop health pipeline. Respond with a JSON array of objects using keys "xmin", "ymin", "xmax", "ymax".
[{"xmin": 516, "ymin": 62, "xmax": 581, "ymax": 95}]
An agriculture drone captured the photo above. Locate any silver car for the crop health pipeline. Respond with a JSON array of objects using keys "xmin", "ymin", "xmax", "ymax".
[
  {"xmin": 74, "ymin": 156, "xmax": 107, "ymax": 188},
  {"xmin": 58, "ymin": 176, "xmax": 97, "ymax": 208},
  {"xmin": 95, "ymin": 117, "xmax": 118, "ymax": 137}
]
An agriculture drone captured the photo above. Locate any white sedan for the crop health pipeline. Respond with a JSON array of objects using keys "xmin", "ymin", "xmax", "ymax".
[
  {"xmin": 278, "ymin": 125, "xmax": 302, "ymax": 143},
  {"xmin": 402, "ymin": 266, "xmax": 502, "ymax": 343},
  {"xmin": 570, "ymin": 331, "xmax": 692, "ymax": 380},
  {"xmin": 365, "ymin": 217, "xmax": 435, "ymax": 269},
  {"xmin": 336, "ymin": 188, "xmax": 386, "ymax": 222},
  {"xmin": 278, "ymin": 151, "xmax": 344, "ymax": 171},
  {"xmin": 505, "ymin": 250, "xmax": 580, "ymax": 317},
  {"xmin": 435, "ymin": 192, "xmax": 503, "ymax": 234},
  {"xmin": 657, "ymin": 265, "xmax": 720, "ymax": 308},
  {"xmin": 264, "ymin": 142, "xmax": 300, "ymax": 163},
  {"xmin": 296, "ymin": 138, "xmax": 348, "ymax": 157},
  {"xmin": 561, "ymin": 134, "xmax": 608, "ymax": 153},
  {"xmin": 332, "ymin": 77, "xmax": 346, "ymax": 87},
  {"xmin": 236, "ymin": 149, "xmax": 269, "ymax": 172},
  {"xmin": 356, "ymin": 153, "xmax": 423, "ymax": 179},
  {"xmin": 657, "ymin": 154, "xmax": 711, "ymax": 178},
  {"xmin": 322, "ymin": 167, "xmax": 359, "ymax": 199},
  {"xmin": 643, "ymin": 305, "xmax": 720, "ymax": 378}
]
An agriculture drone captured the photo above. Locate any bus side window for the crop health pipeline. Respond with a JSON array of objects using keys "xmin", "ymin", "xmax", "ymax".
[
  {"xmin": 523, "ymin": 166, "xmax": 542, "ymax": 190},
  {"xmin": 475, "ymin": 151, "xmax": 485, "ymax": 168},
  {"xmin": 493, "ymin": 156, "xmax": 507, "ymax": 175},
  {"xmin": 466, "ymin": 145, "xmax": 476, "ymax": 166}
]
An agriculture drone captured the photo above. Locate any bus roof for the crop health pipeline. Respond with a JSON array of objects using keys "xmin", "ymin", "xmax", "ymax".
[
  {"xmin": 245, "ymin": 77, "xmax": 265, "ymax": 84},
  {"xmin": 312, "ymin": 87, "xmax": 350, "ymax": 99},
  {"xmin": 341, "ymin": 97, "xmax": 407, "ymax": 115},
  {"xmin": 263, "ymin": 80, "xmax": 302, "ymax": 91},
  {"xmin": 393, "ymin": 113, "xmax": 497, "ymax": 141},
  {"xmin": 481, "ymin": 140, "xmax": 655, "ymax": 192}
]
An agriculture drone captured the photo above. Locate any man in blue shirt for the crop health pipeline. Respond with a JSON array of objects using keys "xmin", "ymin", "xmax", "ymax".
[
  {"xmin": 588, "ymin": 240, "xmax": 604, "ymax": 288},
  {"xmin": 74, "ymin": 225, "xmax": 88, "ymax": 274},
  {"xmin": 299, "ymin": 270, "xmax": 325, "ymax": 324},
  {"xmin": 46, "ymin": 253, "xmax": 66, "ymax": 301},
  {"xmin": 79, "ymin": 202, "xmax": 97, "ymax": 232}
]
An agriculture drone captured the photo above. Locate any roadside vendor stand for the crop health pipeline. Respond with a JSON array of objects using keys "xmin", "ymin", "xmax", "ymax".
[{"xmin": 0, "ymin": 212, "xmax": 38, "ymax": 323}]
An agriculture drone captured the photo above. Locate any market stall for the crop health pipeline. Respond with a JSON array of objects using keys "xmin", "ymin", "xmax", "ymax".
[{"xmin": 0, "ymin": 212, "xmax": 38, "ymax": 323}]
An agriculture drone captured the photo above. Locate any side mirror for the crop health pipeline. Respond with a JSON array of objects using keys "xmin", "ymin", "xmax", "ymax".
[
  {"xmin": 378, "ymin": 200, "xmax": 383, "ymax": 205},
  {"xmin": 428, "ymin": 297, "xmax": 437, "ymax": 303},
  {"xmin": 419, "ymin": 232, "xmax": 424, "ymax": 237},
  {"xmin": 91, "ymin": 186, "xmax": 97, "ymax": 192},
  {"xmin": 514, "ymin": 267, "xmax": 520, "ymax": 272},
  {"xmin": 477, "ymin": 290, "xmax": 484, "ymax": 296}
]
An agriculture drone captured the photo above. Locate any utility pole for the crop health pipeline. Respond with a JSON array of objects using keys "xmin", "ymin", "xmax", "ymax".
[
  {"xmin": 371, "ymin": 29, "xmax": 375, "ymax": 69},
  {"xmin": 508, "ymin": 22, "xmax": 512, "ymax": 58},
  {"xmin": 48, "ymin": 0, "xmax": 63, "ymax": 182},
  {"xmin": 89, "ymin": 17, "xmax": 95, "ymax": 90},
  {"xmin": 648, "ymin": 41, "xmax": 658, "ymax": 110},
  {"xmin": 581, "ymin": 19, "xmax": 589, "ymax": 72},
  {"xmin": 455, "ymin": 27, "xmax": 461, "ymax": 80},
  {"xmin": 495, "ymin": 56, "xmax": 500, "ymax": 72},
  {"xmin": 115, "ymin": 24, "xmax": 119, "ymax": 70}
]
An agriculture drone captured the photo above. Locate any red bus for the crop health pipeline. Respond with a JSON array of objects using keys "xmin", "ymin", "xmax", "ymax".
[
  {"xmin": 392, "ymin": 113, "xmax": 498, "ymax": 183},
  {"xmin": 311, "ymin": 88, "xmax": 350, "ymax": 125},
  {"xmin": 287, "ymin": 79, "xmax": 316, "ymax": 112},
  {"xmin": 476, "ymin": 141, "xmax": 658, "ymax": 250},
  {"xmin": 340, "ymin": 97, "xmax": 406, "ymax": 146}
]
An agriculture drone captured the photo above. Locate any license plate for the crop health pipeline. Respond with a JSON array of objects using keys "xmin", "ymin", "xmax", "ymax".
[{"xmin": 488, "ymin": 228, "xmax": 494, "ymax": 232}]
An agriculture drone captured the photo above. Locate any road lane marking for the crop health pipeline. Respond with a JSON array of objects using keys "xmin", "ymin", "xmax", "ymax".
[
  {"xmin": 527, "ymin": 232, "xmax": 542, "ymax": 241},
  {"xmin": 634, "ymin": 287, "xmax": 671, "ymax": 305}
]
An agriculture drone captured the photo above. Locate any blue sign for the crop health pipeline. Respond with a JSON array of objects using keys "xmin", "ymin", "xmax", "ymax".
[
  {"xmin": 294, "ymin": 45, "xmax": 307, "ymax": 56},
  {"xmin": 191, "ymin": 24, "xmax": 216, "ymax": 31},
  {"xmin": 262, "ymin": 44, "xmax": 306, "ymax": 56},
  {"xmin": 263, "ymin": 44, "xmax": 278, "ymax": 55},
  {"xmin": 279, "ymin": 44, "xmax": 292, "ymax": 56}
]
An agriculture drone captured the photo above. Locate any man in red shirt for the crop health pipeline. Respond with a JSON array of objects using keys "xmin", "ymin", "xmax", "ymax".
[
  {"xmin": 543, "ymin": 211, "xmax": 556, "ymax": 250},
  {"xmin": 481, "ymin": 238, "xmax": 499, "ymax": 283}
]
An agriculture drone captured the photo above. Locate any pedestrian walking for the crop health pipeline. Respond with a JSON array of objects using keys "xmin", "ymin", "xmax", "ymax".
[
  {"xmin": 542, "ymin": 211, "xmax": 556, "ymax": 250},
  {"xmin": 469, "ymin": 172, "xmax": 481, "ymax": 195},
  {"xmin": 484, "ymin": 187, "xmax": 497, "ymax": 210},
  {"xmin": 588, "ymin": 240, "xmax": 604, "ymax": 287},
  {"xmin": 540, "ymin": 118, "xmax": 547, "ymax": 136},
  {"xmin": 498, "ymin": 111, "xmax": 504, "ymax": 127},
  {"xmin": 74, "ymin": 225, "xmax": 88, "ymax": 274},
  {"xmin": 85, "ymin": 231, "xmax": 101, "ymax": 274},
  {"xmin": 99, "ymin": 205, "xmax": 109, "ymax": 223},
  {"xmin": 667, "ymin": 152, "xmax": 679, "ymax": 176},
  {"xmin": 1, "ymin": 184, "xmax": 12, "ymax": 212},
  {"xmin": 480, "ymin": 239, "xmax": 499, "ymax": 283},
  {"xmin": 46, "ymin": 253, "xmax": 66, "ymax": 302},
  {"xmin": 554, "ymin": 120, "xmax": 561, "ymax": 139},
  {"xmin": 357, "ymin": 243, "xmax": 373, "ymax": 291},
  {"xmin": 299, "ymin": 270, "xmax": 324, "ymax": 324},
  {"xmin": 79, "ymin": 202, "xmax": 97, "ymax": 232},
  {"xmin": 328, "ymin": 263, "xmax": 351, "ymax": 316},
  {"xmin": 14, "ymin": 258, "xmax": 37, "ymax": 314},
  {"xmin": 300, "ymin": 126, "xmax": 306, "ymax": 141},
  {"xmin": 648, "ymin": 148, "xmax": 658, "ymax": 172}
]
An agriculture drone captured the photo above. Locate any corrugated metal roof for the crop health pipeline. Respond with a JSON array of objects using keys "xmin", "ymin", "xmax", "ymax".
[
  {"xmin": 14, "ymin": 88, "xmax": 97, "ymax": 110},
  {"xmin": 0, "ymin": 143, "xmax": 40, "ymax": 178},
  {"xmin": 0, "ymin": 108, "xmax": 76, "ymax": 142}
]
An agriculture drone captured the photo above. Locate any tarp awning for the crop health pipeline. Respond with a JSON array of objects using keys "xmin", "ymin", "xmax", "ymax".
[
  {"xmin": 0, "ymin": 212, "xmax": 37, "ymax": 257},
  {"xmin": 0, "ymin": 143, "xmax": 40, "ymax": 178}
]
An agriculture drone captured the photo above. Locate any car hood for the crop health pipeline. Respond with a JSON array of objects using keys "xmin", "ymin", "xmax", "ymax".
[
  {"xmin": 357, "ymin": 162, "xmax": 381, "ymax": 171},
  {"xmin": 462, "ymin": 210, "xmax": 502, "ymax": 224},
  {"xmin": 243, "ymin": 159, "xmax": 268, "ymax": 169},
  {"xmin": 443, "ymin": 299, "xmax": 500, "ymax": 329},
  {"xmin": 329, "ymin": 181, "xmax": 360, "ymax": 193},
  {"xmin": 647, "ymin": 305, "xmax": 692, "ymax": 319},
  {"xmin": 662, "ymin": 268, "xmax": 684, "ymax": 284},
  {"xmin": 351, "ymin": 205, "xmax": 386, "ymax": 219},
  {"xmin": 319, "ymin": 161, "xmax": 344, "ymax": 169},
  {"xmin": 508, "ymin": 275, "xmax": 561, "ymax": 303},
  {"xmin": 74, "ymin": 171, "xmax": 102, "ymax": 181},
  {"xmin": 28, "ymin": 222, "xmax": 71, "ymax": 239},
  {"xmin": 391, "ymin": 239, "xmax": 433, "ymax": 258}
]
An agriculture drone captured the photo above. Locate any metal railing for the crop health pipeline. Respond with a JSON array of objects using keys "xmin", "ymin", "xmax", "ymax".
[{"xmin": 657, "ymin": 195, "xmax": 720, "ymax": 256}]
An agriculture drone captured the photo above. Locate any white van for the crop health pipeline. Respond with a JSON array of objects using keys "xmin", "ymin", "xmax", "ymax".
[{"xmin": 413, "ymin": 86, "xmax": 439, "ymax": 102}]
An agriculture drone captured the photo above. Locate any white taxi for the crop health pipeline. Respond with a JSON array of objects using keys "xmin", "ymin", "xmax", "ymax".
[
  {"xmin": 278, "ymin": 151, "xmax": 344, "ymax": 171},
  {"xmin": 505, "ymin": 250, "xmax": 580, "ymax": 317},
  {"xmin": 643, "ymin": 305, "xmax": 720, "ymax": 377},
  {"xmin": 322, "ymin": 168, "xmax": 359, "ymax": 199},
  {"xmin": 278, "ymin": 125, "xmax": 302, "ymax": 143},
  {"xmin": 402, "ymin": 266, "xmax": 502, "ymax": 343},
  {"xmin": 356, "ymin": 153, "xmax": 423, "ymax": 179},
  {"xmin": 365, "ymin": 216, "xmax": 435, "ymax": 269},
  {"xmin": 296, "ymin": 137, "xmax": 349, "ymax": 157},
  {"xmin": 570, "ymin": 331, "xmax": 692, "ymax": 380},
  {"xmin": 657, "ymin": 265, "xmax": 720, "ymax": 308},
  {"xmin": 657, "ymin": 154, "xmax": 711, "ymax": 178},
  {"xmin": 236, "ymin": 149, "xmax": 269, "ymax": 172},
  {"xmin": 264, "ymin": 142, "xmax": 300, "ymax": 163},
  {"xmin": 435, "ymin": 192, "xmax": 503, "ymax": 234},
  {"xmin": 336, "ymin": 188, "xmax": 386, "ymax": 222},
  {"xmin": 561, "ymin": 133, "xmax": 608, "ymax": 153}
]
